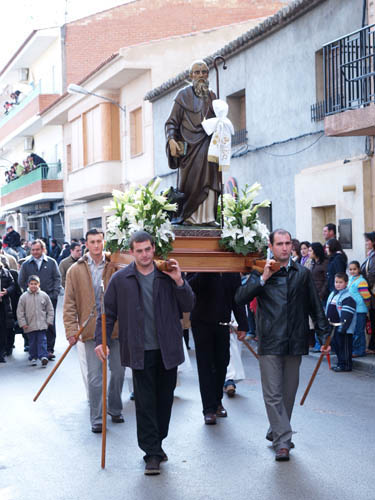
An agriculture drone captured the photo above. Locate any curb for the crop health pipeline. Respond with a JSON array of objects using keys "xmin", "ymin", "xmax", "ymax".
[{"xmin": 309, "ymin": 352, "xmax": 375, "ymax": 376}]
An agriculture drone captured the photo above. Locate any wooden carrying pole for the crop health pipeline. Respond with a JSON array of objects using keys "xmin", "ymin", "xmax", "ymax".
[
  {"xmin": 33, "ymin": 308, "xmax": 95, "ymax": 402},
  {"xmin": 300, "ymin": 322, "xmax": 341, "ymax": 406},
  {"xmin": 101, "ymin": 283, "xmax": 108, "ymax": 469}
]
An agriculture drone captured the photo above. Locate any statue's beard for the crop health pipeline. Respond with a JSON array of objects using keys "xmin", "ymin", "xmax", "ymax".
[{"xmin": 193, "ymin": 79, "xmax": 209, "ymax": 98}]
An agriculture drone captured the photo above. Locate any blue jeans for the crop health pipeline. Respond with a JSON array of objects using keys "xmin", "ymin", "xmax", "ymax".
[
  {"xmin": 352, "ymin": 312, "xmax": 367, "ymax": 356},
  {"xmin": 28, "ymin": 330, "xmax": 48, "ymax": 360}
]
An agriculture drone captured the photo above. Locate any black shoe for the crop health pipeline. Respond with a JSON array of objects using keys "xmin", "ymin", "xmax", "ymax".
[
  {"xmin": 24, "ymin": 346, "xmax": 29, "ymax": 352},
  {"xmin": 5, "ymin": 349, "xmax": 12, "ymax": 356},
  {"xmin": 204, "ymin": 413, "xmax": 217, "ymax": 425},
  {"xmin": 91, "ymin": 424, "xmax": 102, "ymax": 433},
  {"xmin": 48, "ymin": 352, "xmax": 56, "ymax": 360},
  {"xmin": 129, "ymin": 392, "xmax": 135, "ymax": 401},
  {"xmin": 0, "ymin": 356, "xmax": 6, "ymax": 363},
  {"xmin": 332, "ymin": 366, "xmax": 351, "ymax": 372},
  {"xmin": 216, "ymin": 404, "xmax": 228, "ymax": 417},
  {"xmin": 110, "ymin": 414, "xmax": 124, "ymax": 423},
  {"xmin": 275, "ymin": 448, "xmax": 290, "ymax": 461},
  {"xmin": 161, "ymin": 449, "xmax": 168, "ymax": 462},
  {"xmin": 266, "ymin": 433, "xmax": 294, "ymax": 449},
  {"xmin": 144, "ymin": 456, "xmax": 161, "ymax": 475}
]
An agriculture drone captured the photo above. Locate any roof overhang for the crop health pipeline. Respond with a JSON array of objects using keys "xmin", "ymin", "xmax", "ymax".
[{"xmin": 0, "ymin": 28, "xmax": 60, "ymax": 89}]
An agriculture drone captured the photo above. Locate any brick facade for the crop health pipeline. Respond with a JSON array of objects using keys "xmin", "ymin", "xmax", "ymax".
[{"xmin": 65, "ymin": 0, "xmax": 287, "ymax": 87}]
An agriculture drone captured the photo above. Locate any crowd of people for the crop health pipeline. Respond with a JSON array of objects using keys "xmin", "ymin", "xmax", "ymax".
[
  {"xmin": 4, "ymin": 153, "xmax": 48, "ymax": 183},
  {"xmin": 0, "ymin": 225, "xmax": 87, "ymax": 364},
  {"xmin": 289, "ymin": 223, "xmax": 375, "ymax": 370},
  {"xmin": 1, "ymin": 222, "xmax": 374, "ymax": 472}
]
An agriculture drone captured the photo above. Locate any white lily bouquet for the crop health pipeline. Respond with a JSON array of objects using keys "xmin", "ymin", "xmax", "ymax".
[
  {"xmin": 220, "ymin": 183, "xmax": 270, "ymax": 256},
  {"xmin": 105, "ymin": 178, "xmax": 177, "ymax": 259}
]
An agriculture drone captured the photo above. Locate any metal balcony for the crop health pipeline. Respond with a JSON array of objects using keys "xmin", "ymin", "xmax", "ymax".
[{"xmin": 324, "ymin": 24, "xmax": 375, "ymax": 116}]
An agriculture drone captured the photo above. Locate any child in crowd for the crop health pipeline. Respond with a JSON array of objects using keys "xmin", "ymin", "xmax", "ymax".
[
  {"xmin": 16, "ymin": 275, "xmax": 54, "ymax": 367},
  {"xmin": 348, "ymin": 261, "xmax": 370, "ymax": 357},
  {"xmin": 326, "ymin": 272, "xmax": 357, "ymax": 372}
]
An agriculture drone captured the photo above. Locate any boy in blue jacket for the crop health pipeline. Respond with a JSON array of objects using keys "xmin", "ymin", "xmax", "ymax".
[{"xmin": 326, "ymin": 272, "xmax": 357, "ymax": 372}]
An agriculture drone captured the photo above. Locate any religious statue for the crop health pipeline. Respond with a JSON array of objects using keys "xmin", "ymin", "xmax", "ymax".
[{"xmin": 165, "ymin": 60, "xmax": 220, "ymax": 226}]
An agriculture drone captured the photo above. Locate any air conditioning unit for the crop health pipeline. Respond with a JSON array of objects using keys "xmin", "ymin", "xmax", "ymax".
[
  {"xmin": 24, "ymin": 136, "xmax": 34, "ymax": 151},
  {"xmin": 18, "ymin": 68, "xmax": 29, "ymax": 83}
]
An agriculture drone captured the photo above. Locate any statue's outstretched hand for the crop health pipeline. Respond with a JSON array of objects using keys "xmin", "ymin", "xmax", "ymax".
[{"xmin": 169, "ymin": 139, "xmax": 182, "ymax": 157}]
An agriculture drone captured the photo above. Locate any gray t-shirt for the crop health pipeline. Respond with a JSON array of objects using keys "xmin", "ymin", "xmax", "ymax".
[{"xmin": 136, "ymin": 269, "xmax": 160, "ymax": 351}]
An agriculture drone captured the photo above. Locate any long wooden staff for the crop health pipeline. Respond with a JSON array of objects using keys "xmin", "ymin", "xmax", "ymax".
[
  {"xmin": 242, "ymin": 338, "xmax": 260, "ymax": 360},
  {"xmin": 300, "ymin": 322, "xmax": 341, "ymax": 406},
  {"xmin": 230, "ymin": 322, "xmax": 259, "ymax": 360},
  {"xmin": 213, "ymin": 55, "xmax": 227, "ymax": 228},
  {"xmin": 33, "ymin": 307, "xmax": 96, "ymax": 402},
  {"xmin": 101, "ymin": 282, "xmax": 107, "ymax": 469}
]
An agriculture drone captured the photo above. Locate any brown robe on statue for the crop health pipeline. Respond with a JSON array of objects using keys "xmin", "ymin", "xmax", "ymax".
[{"xmin": 165, "ymin": 85, "xmax": 220, "ymax": 222}]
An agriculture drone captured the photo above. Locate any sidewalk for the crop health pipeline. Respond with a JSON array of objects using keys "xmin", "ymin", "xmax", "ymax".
[{"xmin": 309, "ymin": 351, "xmax": 375, "ymax": 375}]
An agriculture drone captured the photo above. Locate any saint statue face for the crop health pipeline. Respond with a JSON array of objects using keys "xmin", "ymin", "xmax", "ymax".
[{"xmin": 190, "ymin": 62, "xmax": 209, "ymax": 98}]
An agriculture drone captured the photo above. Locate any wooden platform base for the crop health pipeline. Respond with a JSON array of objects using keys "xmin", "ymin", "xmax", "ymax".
[{"xmin": 110, "ymin": 236, "xmax": 262, "ymax": 273}]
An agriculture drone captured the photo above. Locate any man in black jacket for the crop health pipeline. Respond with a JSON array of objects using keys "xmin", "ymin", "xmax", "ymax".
[
  {"xmin": 235, "ymin": 229, "xmax": 330, "ymax": 462},
  {"xmin": 187, "ymin": 273, "xmax": 248, "ymax": 425},
  {"xmin": 0, "ymin": 262, "xmax": 15, "ymax": 362},
  {"xmin": 95, "ymin": 231, "xmax": 194, "ymax": 475}
]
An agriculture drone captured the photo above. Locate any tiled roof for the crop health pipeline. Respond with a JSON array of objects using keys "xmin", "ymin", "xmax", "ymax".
[{"xmin": 145, "ymin": 0, "xmax": 325, "ymax": 102}]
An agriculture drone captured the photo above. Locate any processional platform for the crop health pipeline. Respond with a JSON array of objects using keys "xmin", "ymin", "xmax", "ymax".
[{"xmin": 110, "ymin": 226, "xmax": 263, "ymax": 273}]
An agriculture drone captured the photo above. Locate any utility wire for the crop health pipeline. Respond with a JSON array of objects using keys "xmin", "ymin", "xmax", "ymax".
[{"xmin": 231, "ymin": 129, "xmax": 325, "ymax": 159}]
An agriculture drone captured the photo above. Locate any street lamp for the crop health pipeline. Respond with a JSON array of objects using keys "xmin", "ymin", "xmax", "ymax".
[{"xmin": 67, "ymin": 83, "xmax": 126, "ymax": 113}]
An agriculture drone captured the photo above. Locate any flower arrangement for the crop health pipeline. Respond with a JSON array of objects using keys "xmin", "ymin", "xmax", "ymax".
[
  {"xmin": 219, "ymin": 182, "xmax": 270, "ymax": 256},
  {"xmin": 105, "ymin": 178, "xmax": 177, "ymax": 259}
]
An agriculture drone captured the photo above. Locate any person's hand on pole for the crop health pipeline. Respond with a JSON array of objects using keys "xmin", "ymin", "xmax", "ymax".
[
  {"xmin": 162, "ymin": 258, "xmax": 184, "ymax": 286},
  {"xmin": 320, "ymin": 345, "xmax": 331, "ymax": 354},
  {"xmin": 236, "ymin": 330, "xmax": 246, "ymax": 341},
  {"xmin": 261, "ymin": 259, "xmax": 278, "ymax": 283},
  {"xmin": 68, "ymin": 336, "xmax": 78, "ymax": 346},
  {"xmin": 95, "ymin": 344, "xmax": 109, "ymax": 362}
]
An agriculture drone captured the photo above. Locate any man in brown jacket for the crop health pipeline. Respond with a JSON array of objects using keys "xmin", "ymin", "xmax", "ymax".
[{"xmin": 63, "ymin": 228, "xmax": 125, "ymax": 433}]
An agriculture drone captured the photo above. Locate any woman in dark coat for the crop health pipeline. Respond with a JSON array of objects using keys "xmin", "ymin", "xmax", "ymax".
[
  {"xmin": 361, "ymin": 231, "xmax": 375, "ymax": 353},
  {"xmin": 0, "ymin": 262, "xmax": 15, "ymax": 362},
  {"xmin": 326, "ymin": 238, "xmax": 347, "ymax": 293}
]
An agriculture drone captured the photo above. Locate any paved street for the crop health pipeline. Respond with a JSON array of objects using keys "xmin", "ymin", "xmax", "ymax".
[{"xmin": 1, "ymin": 298, "xmax": 374, "ymax": 500}]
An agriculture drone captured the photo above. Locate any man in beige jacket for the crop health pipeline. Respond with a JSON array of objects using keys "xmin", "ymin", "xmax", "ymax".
[{"xmin": 63, "ymin": 229, "xmax": 125, "ymax": 433}]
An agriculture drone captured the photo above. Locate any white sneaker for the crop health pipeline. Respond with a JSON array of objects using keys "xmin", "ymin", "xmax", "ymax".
[
  {"xmin": 41, "ymin": 357, "xmax": 48, "ymax": 367},
  {"xmin": 29, "ymin": 359, "xmax": 37, "ymax": 366}
]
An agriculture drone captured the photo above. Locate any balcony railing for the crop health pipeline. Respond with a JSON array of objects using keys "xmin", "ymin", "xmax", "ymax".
[
  {"xmin": 324, "ymin": 24, "xmax": 375, "ymax": 115},
  {"xmin": 1, "ymin": 163, "xmax": 62, "ymax": 197},
  {"xmin": 311, "ymin": 100, "xmax": 325, "ymax": 122},
  {"xmin": 232, "ymin": 128, "xmax": 248, "ymax": 147},
  {"xmin": 0, "ymin": 82, "xmax": 43, "ymax": 127}
]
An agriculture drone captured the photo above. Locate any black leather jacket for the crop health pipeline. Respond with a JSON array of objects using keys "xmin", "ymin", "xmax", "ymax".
[{"xmin": 235, "ymin": 260, "xmax": 330, "ymax": 356}]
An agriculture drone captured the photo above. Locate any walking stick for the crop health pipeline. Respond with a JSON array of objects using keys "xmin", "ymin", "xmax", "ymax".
[
  {"xmin": 100, "ymin": 282, "xmax": 107, "ymax": 469},
  {"xmin": 33, "ymin": 307, "xmax": 96, "ymax": 402},
  {"xmin": 242, "ymin": 338, "xmax": 260, "ymax": 361},
  {"xmin": 300, "ymin": 322, "xmax": 341, "ymax": 406},
  {"xmin": 213, "ymin": 55, "xmax": 227, "ymax": 229}
]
